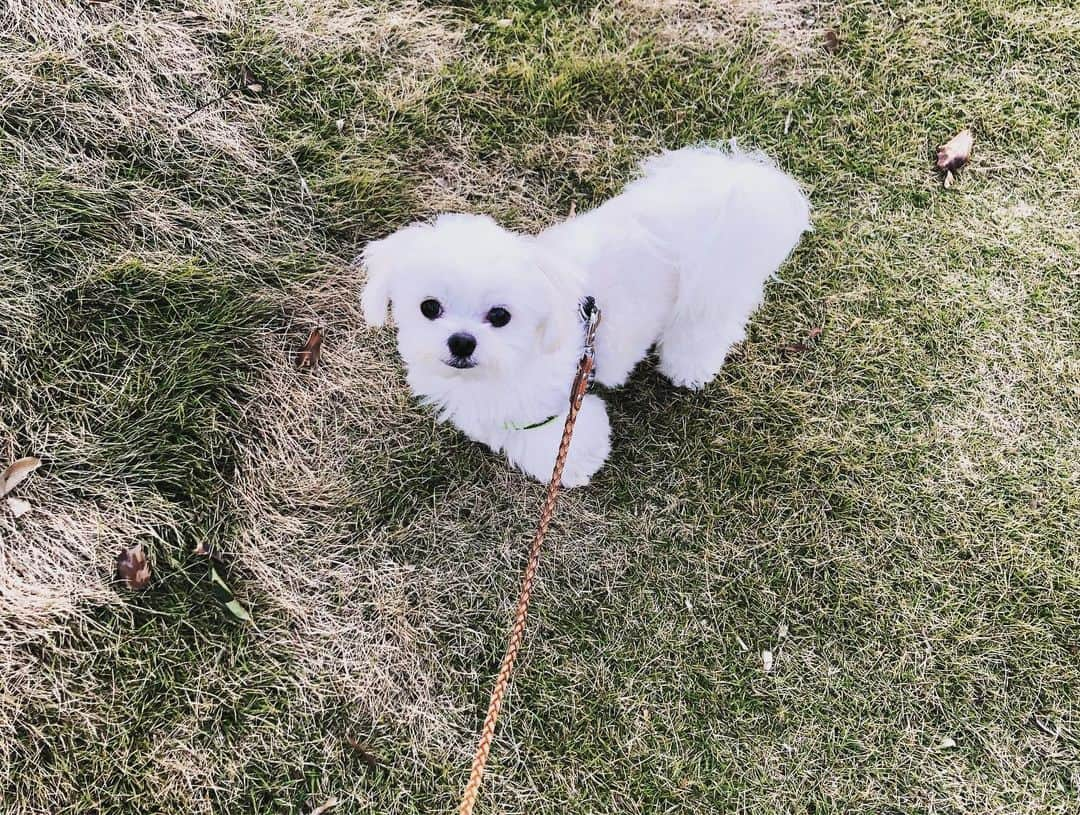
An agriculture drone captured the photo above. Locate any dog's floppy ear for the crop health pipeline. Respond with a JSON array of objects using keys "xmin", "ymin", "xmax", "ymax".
[
  {"xmin": 361, "ymin": 222, "xmax": 429, "ymax": 327},
  {"xmin": 532, "ymin": 247, "xmax": 583, "ymax": 353},
  {"xmin": 538, "ymin": 305, "xmax": 575, "ymax": 354}
]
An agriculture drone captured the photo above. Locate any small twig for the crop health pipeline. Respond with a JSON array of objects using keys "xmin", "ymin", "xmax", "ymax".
[
  {"xmin": 181, "ymin": 89, "xmax": 236, "ymax": 122},
  {"xmin": 1031, "ymin": 714, "xmax": 1058, "ymax": 738},
  {"xmin": 1028, "ymin": 714, "xmax": 1080, "ymax": 746}
]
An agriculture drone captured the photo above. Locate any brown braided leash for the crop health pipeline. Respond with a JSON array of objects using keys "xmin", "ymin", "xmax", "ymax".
[{"xmin": 457, "ymin": 302, "xmax": 601, "ymax": 815}]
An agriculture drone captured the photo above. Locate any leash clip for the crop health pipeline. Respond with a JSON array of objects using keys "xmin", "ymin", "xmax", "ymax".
[
  {"xmin": 579, "ymin": 296, "xmax": 601, "ymax": 359},
  {"xmin": 571, "ymin": 297, "xmax": 602, "ymax": 402}
]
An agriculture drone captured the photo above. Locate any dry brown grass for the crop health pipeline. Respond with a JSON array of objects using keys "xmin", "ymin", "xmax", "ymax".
[
  {"xmin": 0, "ymin": 0, "xmax": 465, "ymax": 803},
  {"xmin": 625, "ymin": 0, "xmax": 832, "ymax": 74},
  {"xmin": 266, "ymin": 0, "xmax": 463, "ymax": 106},
  {"xmin": 1, "ymin": 0, "xmax": 263, "ymax": 751}
]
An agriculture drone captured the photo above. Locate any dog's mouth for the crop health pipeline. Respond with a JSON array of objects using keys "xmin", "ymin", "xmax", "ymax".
[{"xmin": 445, "ymin": 357, "xmax": 477, "ymax": 370}]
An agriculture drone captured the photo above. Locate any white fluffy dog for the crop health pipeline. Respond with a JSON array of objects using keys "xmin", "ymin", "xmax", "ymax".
[{"xmin": 362, "ymin": 146, "xmax": 810, "ymax": 486}]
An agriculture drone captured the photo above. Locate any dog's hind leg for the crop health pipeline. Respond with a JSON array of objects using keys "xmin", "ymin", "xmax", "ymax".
[
  {"xmin": 656, "ymin": 317, "xmax": 744, "ymax": 390},
  {"xmin": 652, "ymin": 152, "xmax": 810, "ymax": 390}
]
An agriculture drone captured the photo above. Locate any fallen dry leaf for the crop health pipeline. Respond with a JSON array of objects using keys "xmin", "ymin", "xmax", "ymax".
[
  {"xmin": 823, "ymin": 29, "xmax": 840, "ymax": 53},
  {"xmin": 781, "ymin": 327, "xmax": 823, "ymax": 354},
  {"xmin": 936, "ymin": 129, "xmax": 974, "ymax": 188},
  {"xmin": 936, "ymin": 129, "xmax": 974, "ymax": 172},
  {"xmin": 1, "ymin": 456, "xmax": 41, "ymax": 497},
  {"xmin": 117, "ymin": 543, "xmax": 152, "ymax": 590},
  {"xmin": 296, "ymin": 328, "xmax": 324, "ymax": 369},
  {"xmin": 345, "ymin": 736, "xmax": 386, "ymax": 774},
  {"xmin": 6, "ymin": 497, "xmax": 32, "ymax": 518},
  {"xmin": 241, "ymin": 66, "xmax": 264, "ymax": 94}
]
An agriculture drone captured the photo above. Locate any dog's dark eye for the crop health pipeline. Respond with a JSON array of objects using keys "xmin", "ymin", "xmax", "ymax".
[
  {"xmin": 420, "ymin": 298, "xmax": 443, "ymax": 320},
  {"xmin": 486, "ymin": 307, "xmax": 511, "ymax": 327}
]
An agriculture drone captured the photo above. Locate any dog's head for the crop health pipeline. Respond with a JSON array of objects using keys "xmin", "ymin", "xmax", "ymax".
[{"xmin": 361, "ymin": 214, "xmax": 578, "ymax": 381}]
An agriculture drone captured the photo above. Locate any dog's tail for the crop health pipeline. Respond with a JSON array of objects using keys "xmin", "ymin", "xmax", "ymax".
[{"xmin": 635, "ymin": 143, "xmax": 811, "ymax": 247}]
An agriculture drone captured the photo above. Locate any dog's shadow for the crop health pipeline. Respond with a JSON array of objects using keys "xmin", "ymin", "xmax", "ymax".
[
  {"xmin": 593, "ymin": 347, "xmax": 814, "ymax": 522},
  {"xmin": 349, "ymin": 345, "xmax": 815, "ymax": 542}
]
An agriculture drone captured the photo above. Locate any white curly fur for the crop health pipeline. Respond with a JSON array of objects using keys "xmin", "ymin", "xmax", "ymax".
[{"xmin": 362, "ymin": 145, "xmax": 811, "ymax": 486}]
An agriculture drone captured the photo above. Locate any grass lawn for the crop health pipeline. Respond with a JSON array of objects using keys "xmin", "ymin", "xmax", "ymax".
[{"xmin": 2, "ymin": 0, "xmax": 1078, "ymax": 812}]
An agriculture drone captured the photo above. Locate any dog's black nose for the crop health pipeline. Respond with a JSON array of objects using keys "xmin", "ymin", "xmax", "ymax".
[{"xmin": 447, "ymin": 332, "xmax": 476, "ymax": 359}]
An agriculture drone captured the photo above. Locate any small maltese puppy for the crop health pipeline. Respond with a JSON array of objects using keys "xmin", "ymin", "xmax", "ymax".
[{"xmin": 362, "ymin": 145, "xmax": 810, "ymax": 486}]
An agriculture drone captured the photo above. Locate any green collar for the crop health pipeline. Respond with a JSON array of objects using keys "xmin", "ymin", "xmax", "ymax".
[{"xmin": 503, "ymin": 414, "xmax": 559, "ymax": 432}]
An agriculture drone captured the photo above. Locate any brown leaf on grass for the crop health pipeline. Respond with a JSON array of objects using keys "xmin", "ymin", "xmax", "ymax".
[
  {"xmin": 1, "ymin": 456, "xmax": 41, "ymax": 497},
  {"xmin": 117, "ymin": 543, "xmax": 152, "ymax": 590},
  {"xmin": 936, "ymin": 129, "xmax": 974, "ymax": 172},
  {"xmin": 780, "ymin": 327, "xmax": 822, "ymax": 354},
  {"xmin": 296, "ymin": 328, "xmax": 324, "ymax": 369},
  {"xmin": 936, "ymin": 129, "xmax": 974, "ymax": 188},
  {"xmin": 823, "ymin": 29, "xmax": 840, "ymax": 52},
  {"xmin": 345, "ymin": 735, "xmax": 385, "ymax": 774},
  {"xmin": 241, "ymin": 66, "xmax": 264, "ymax": 94}
]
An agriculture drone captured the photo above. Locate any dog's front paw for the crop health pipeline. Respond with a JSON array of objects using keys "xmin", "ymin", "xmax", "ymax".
[
  {"xmin": 559, "ymin": 394, "xmax": 611, "ymax": 487},
  {"xmin": 668, "ymin": 373, "xmax": 714, "ymax": 391},
  {"xmin": 501, "ymin": 394, "xmax": 611, "ymax": 487},
  {"xmin": 559, "ymin": 457, "xmax": 602, "ymax": 488}
]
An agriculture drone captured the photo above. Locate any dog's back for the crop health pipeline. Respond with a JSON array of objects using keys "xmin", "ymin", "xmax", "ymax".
[
  {"xmin": 628, "ymin": 145, "xmax": 810, "ymax": 312},
  {"xmin": 536, "ymin": 144, "xmax": 810, "ymax": 389}
]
